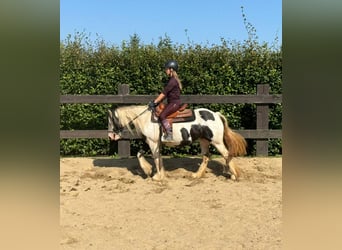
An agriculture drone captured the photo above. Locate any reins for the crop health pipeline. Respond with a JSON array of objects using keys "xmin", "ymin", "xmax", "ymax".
[{"xmin": 127, "ymin": 107, "xmax": 150, "ymax": 126}]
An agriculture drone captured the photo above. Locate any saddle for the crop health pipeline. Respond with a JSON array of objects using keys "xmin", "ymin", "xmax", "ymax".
[{"xmin": 151, "ymin": 103, "xmax": 195, "ymax": 124}]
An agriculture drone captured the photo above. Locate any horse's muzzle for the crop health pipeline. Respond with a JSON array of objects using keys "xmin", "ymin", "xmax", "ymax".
[{"xmin": 108, "ymin": 132, "xmax": 121, "ymax": 141}]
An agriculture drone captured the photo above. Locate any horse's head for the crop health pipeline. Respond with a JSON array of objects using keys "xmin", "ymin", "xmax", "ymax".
[{"xmin": 108, "ymin": 109, "xmax": 123, "ymax": 141}]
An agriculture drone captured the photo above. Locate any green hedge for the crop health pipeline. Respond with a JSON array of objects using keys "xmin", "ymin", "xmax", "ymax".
[{"xmin": 60, "ymin": 32, "xmax": 282, "ymax": 156}]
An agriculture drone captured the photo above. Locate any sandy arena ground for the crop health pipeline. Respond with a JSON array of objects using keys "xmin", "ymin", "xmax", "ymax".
[{"xmin": 60, "ymin": 156, "xmax": 282, "ymax": 249}]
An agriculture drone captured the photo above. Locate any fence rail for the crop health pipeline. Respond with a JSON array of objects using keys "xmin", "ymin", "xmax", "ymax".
[
  {"xmin": 60, "ymin": 94, "xmax": 281, "ymax": 104},
  {"xmin": 60, "ymin": 84, "xmax": 282, "ymax": 156},
  {"xmin": 59, "ymin": 129, "xmax": 281, "ymax": 139}
]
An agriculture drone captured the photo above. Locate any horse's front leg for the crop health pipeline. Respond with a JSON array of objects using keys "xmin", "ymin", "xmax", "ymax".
[
  {"xmin": 152, "ymin": 153, "xmax": 165, "ymax": 181},
  {"xmin": 146, "ymin": 138, "xmax": 165, "ymax": 181},
  {"xmin": 137, "ymin": 150, "xmax": 153, "ymax": 177}
]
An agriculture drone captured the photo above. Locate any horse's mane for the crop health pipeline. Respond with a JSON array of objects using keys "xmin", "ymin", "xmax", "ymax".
[{"xmin": 115, "ymin": 105, "xmax": 148, "ymax": 135}]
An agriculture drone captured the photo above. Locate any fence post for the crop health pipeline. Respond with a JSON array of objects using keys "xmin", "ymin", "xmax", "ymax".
[
  {"xmin": 118, "ymin": 84, "xmax": 131, "ymax": 157},
  {"xmin": 256, "ymin": 84, "xmax": 270, "ymax": 156}
]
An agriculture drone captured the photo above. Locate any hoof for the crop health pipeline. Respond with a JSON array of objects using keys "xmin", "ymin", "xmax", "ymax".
[
  {"xmin": 152, "ymin": 173, "xmax": 164, "ymax": 181},
  {"xmin": 141, "ymin": 167, "xmax": 152, "ymax": 177},
  {"xmin": 192, "ymin": 172, "xmax": 204, "ymax": 179},
  {"xmin": 191, "ymin": 173, "xmax": 198, "ymax": 179},
  {"xmin": 145, "ymin": 170, "xmax": 152, "ymax": 177}
]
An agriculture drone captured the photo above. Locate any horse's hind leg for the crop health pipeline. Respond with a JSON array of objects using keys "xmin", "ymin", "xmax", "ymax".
[
  {"xmin": 212, "ymin": 143, "xmax": 240, "ymax": 180},
  {"xmin": 192, "ymin": 139, "xmax": 210, "ymax": 179},
  {"xmin": 225, "ymin": 155, "xmax": 239, "ymax": 180}
]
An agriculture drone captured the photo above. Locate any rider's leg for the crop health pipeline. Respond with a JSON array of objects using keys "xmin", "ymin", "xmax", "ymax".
[
  {"xmin": 161, "ymin": 119, "xmax": 172, "ymax": 140},
  {"xmin": 159, "ymin": 102, "xmax": 180, "ymax": 141}
]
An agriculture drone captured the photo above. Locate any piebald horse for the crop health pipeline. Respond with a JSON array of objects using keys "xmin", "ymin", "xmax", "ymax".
[{"xmin": 108, "ymin": 105, "xmax": 247, "ymax": 181}]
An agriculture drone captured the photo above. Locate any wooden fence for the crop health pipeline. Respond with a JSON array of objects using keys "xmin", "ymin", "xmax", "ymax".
[{"xmin": 60, "ymin": 84, "xmax": 282, "ymax": 156}]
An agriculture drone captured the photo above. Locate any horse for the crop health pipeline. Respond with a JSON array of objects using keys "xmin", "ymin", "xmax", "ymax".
[{"xmin": 108, "ymin": 104, "xmax": 247, "ymax": 181}]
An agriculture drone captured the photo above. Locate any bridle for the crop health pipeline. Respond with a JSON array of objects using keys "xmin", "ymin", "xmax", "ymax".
[{"xmin": 108, "ymin": 107, "xmax": 150, "ymax": 134}]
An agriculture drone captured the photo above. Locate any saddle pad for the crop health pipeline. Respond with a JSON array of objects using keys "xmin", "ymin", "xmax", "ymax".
[{"xmin": 151, "ymin": 109, "xmax": 196, "ymax": 123}]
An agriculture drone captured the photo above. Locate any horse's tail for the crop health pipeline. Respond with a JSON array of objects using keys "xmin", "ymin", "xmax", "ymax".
[{"xmin": 217, "ymin": 112, "xmax": 247, "ymax": 157}]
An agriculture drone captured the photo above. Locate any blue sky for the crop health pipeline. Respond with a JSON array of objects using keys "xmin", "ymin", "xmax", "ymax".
[{"xmin": 60, "ymin": 0, "xmax": 282, "ymax": 47}]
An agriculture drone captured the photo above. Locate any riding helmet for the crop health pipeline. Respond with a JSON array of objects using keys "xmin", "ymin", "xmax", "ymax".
[{"xmin": 164, "ymin": 60, "xmax": 178, "ymax": 71}]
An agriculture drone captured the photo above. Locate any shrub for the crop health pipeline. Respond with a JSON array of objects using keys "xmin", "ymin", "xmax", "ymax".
[{"xmin": 60, "ymin": 32, "xmax": 281, "ymax": 156}]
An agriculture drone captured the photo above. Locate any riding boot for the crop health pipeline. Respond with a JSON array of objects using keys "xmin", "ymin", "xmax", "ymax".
[{"xmin": 162, "ymin": 119, "xmax": 173, "ymax": 141}]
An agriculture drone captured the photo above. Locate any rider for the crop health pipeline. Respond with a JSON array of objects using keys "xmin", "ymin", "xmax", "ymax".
[{"xmin": 149, "ymin": 60, "xmax": 182, "ymax": 141}]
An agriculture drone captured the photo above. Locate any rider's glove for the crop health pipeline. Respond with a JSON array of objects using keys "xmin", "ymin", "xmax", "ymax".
[{"xmin": 148, "ymin": 101, "xmax": 158, "ymax": 110}]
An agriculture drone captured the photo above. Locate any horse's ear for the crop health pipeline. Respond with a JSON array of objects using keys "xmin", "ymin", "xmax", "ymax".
[{"xmin": 108, "ymin": 109, "xmax": 113, "ymax": 118}]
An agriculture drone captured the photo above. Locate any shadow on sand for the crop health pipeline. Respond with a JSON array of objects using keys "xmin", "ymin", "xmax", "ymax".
[{"xmin": 92, "ymin": 156, "xmax": 227, "ymax": 179}]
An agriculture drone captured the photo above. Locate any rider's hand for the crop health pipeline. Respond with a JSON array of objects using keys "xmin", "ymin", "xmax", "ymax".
[{"xmin": 148, "ymin": 101, "xmax": 158, "ymax": 110}]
